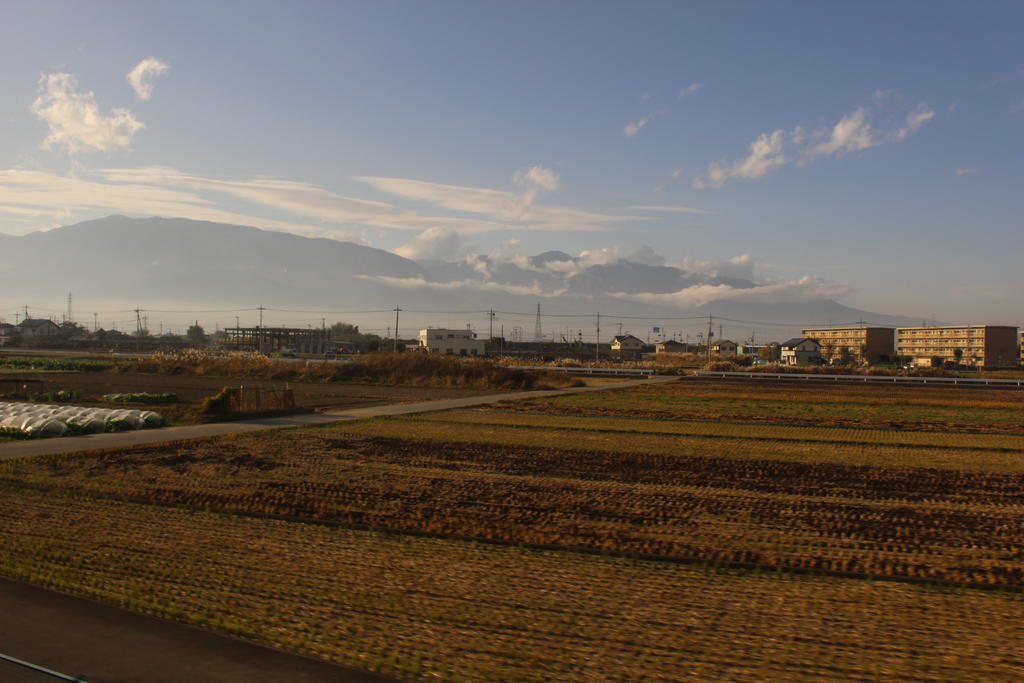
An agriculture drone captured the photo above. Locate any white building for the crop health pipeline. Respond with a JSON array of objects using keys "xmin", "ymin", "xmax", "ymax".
[
  {"xmin": 418, "ymin": 328, "xmax": 486, "ymax": 356},
  {"xmin": 611, "ymin": 334, "xmax": 645, "ymax": 355},
  {"xmin": 780, "ymin": 338, "xmax": 822, "ymax": 366}
]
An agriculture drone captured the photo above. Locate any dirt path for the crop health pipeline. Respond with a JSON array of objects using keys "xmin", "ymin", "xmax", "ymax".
[
  {"xmin": 0, "ymin": 577, "xmax": 389, "ymax": 683},
  {"xmin": 0, "ymin": 376, "xmax": 677, "ymax": 459}
]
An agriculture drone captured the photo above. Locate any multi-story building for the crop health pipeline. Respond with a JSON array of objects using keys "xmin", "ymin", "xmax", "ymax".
[
  {"xmin": 418, "ymin": 328, "xmax": 486, "ymax": 356},
  {"xmin": 801, "ymin": 327, "xmax": 894, "ymax": 364},
  {"xmin": 895, "ymin": 325, "xmax": 1018, "ymax": 368}
]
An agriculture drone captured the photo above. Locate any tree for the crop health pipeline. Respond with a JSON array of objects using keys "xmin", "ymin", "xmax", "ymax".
[
  {"xmin": 953, "ymin": 348, "xmax": 964, "ymax": 366},
  {"xmin": 330, "ymin": 322, "xmax": 360, "ymax": 338},
  {"xmin": 187, "ymin": 322, "xmax": 207, "ymax": 346},
  {"xmin": 759, "ymin": 344, "xmax": 780, "ymax": 361},
  {"xmin": 837, "ymin": 346, "xmax": 852, "ymax": 365}
]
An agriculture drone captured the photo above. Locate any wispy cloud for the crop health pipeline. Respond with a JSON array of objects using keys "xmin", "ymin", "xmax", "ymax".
[
  {"xmin": 31, "ymin": 73, "xmax": 144, "ymax": 153},
  {"xmin": 653, "ymin": 167, "xmax": 684, "ymax": 192},
  {"xmin": 808, "ymin": 107, "xmax": 875, "ymax": 156},
  {"xmin": 357, "ymin": 174, "xmax": 639, "ymax": 232},
  {"xmin": 628, "ymin": 204, "xmax": 712, "ymax": 215},
  {"xmin": 0, "ymin": 168, "xmax": 341, "ymax": 237},
  {"xmin": 127, "ymin": 58, "xmax": 170, "ymax": 100},
  {"xmin": 623, "ymin": 109, "xmax": 666, "ymax": 137},
  {"xmin": 894, "ymin": 103, "xmax": 935, "ymax": 141},
  {"xmin": 617, "ymin": 275, "xmax": 851, "ymax": 308},
  {"xmin": 693, "ymin": 98, "xmax": 936, "ymax": 189},
  {"xmin": 955, "ymin": 167, "xmax": 979, "ymax": 176},
  {"xmin": 393, "ymin": 227, "xmax": 469, "ymax": 260},
  {"xmin": 677, "ymin": 82, "xmax": 703, "ymax": 99},
  {"xmin": 692, "ymin": 129, "xmax": 786, "ymax": 189}
]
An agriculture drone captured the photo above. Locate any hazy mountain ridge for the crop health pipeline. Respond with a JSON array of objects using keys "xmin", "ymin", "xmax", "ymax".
[{"xmin": 0, "ymin": 216, "xmax": 921, "ymax": 334}]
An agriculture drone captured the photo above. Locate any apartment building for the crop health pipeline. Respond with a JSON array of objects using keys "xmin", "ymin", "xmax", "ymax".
[
  {"xmin": 801, "ymin": 327, "xmax": 895, "ymax": 364},
  {"xmin": 896, "ymin": 325, "xmax": 1018, "ymax": 368}
]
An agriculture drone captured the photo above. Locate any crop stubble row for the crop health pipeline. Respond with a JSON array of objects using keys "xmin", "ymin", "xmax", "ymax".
[
  {"xmin": 6, "ymin": 419, "xmax": 1023, "ymax": 588},
  {"xmin": 0, "ymin": 489, "xmax": 1021, "ymax": 682}
]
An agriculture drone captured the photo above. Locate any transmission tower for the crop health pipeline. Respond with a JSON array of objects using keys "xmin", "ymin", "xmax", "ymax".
[{"xmin": 533, "ymin": 302, "xmax": 542, "ymax": 342}]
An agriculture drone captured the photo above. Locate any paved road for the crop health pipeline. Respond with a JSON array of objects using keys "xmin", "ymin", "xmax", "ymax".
[
  {"xmin": 0, "ymin": 376, "xmax": 677, "ymax": 459},
  {"xmin": 0, "ymin": 578, "xmax": 389, "ymax": 683}
]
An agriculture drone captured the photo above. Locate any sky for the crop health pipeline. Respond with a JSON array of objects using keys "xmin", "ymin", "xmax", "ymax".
[{"xmin": 1, "ymin": 0, "xmax": 1022, "ymax": 323}]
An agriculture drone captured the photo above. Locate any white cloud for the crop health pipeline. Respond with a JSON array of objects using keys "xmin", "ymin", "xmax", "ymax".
[
  {"xmin": 692, "ymin": 129, "xmax": 786, "ymax": 189},
  {"xmin": 0, "ymin": 168, "xmax": 354, "ymax": 238},
  {"xmin": 127, "ymin": 58, "xmax": 170, "ymax": 100},
  {"xmin": 617, "ymin": 275, "xmax": 851, "ymax": 308},
  {"xmin": 31, "ymin": 73, "xmax": 144, "ymax": 153},
  {"xmin": 353, "ymin": 274, "xmax": 558, "ymax": 298},
  {"xmin": 623, "ymin": 109, "xmax": 667, "ymax": 137},
  {"xmin": 894, "ymin": 103, "xmax": 935, "ymax": 140},
  {"xmin": 624, "ymin": 245, "xmax": 665, "ymax": 267},
  {"xmin": 808, "ymin": 107, "xmax": 875, "ymax": 157},
  {"xmin": 357, "ymin": 175, "xmax": 638, "ymax": 232},
  {"xmin": 394, "ymin": 227, "xmax": 469, "ymax": 260},
  {"xmin": 624, "ymin": 118, "xmax": 648, "ymax": 137},
  {"xmin": 680, "ymin": 254, "xmax": 754, "ymax": 280},
  {"xmin": 511, "ymin": 164, "xmax": 561, "ymax": 218},
  {"xmin": 678, "ymin": 82, "xmax": 703, "ymax": 99},
  {"xmin": 513, "ymin": 165, "xmax": 560, "ymax": 192},
  {"xmin": 629, "ymin": 204, "xmax": 711, "ymax": 215},
  {"xmin": 955, "ymin": 167, "xmax": 979, "ymax": 176},
  {"xmin": 715, "ymin": 254, "xmax": 755, "ymax": 280}
]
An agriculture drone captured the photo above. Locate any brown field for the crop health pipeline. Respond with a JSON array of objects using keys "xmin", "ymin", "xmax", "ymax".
[
  {"xmin": 506, "ymin": 377, "xmax": 1024, "ymax": 433},
  {"xmin": 1, "ymin": 377, "xmax": 1022, "ymax": 680}
]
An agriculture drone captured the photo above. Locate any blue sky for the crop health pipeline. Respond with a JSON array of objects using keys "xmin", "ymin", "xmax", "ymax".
[{"xmin": 1, "ymin": 0, "xmax": 1022, "ymax": 321}]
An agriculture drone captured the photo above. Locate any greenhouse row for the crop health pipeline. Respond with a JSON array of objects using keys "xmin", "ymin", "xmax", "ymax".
[{"xmin": 0, "ymin": 402, "xmax": 164, "ymax": 439}]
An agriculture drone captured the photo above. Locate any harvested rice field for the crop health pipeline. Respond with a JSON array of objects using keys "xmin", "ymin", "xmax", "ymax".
[{"xmin": 1, "ymin": 378, "xmax": 1021, "ymax": 680}]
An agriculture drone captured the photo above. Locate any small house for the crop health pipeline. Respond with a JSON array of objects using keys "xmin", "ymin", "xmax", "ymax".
[
  {"xmin": 780, "ymin": 338, "xmax": 822, "ymax": 366},
  {"xmin": 17, "ymin": 318, "xmax": 60, "ymax": 340},
  {"xmin": 655, "ymin": 340, "xmax": 688, "ymax": 354}
]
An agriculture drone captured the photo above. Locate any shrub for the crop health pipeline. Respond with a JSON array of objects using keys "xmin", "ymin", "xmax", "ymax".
[{"xmin": 29, "ymin": 389, "xmax": 82, "ymax": 402}]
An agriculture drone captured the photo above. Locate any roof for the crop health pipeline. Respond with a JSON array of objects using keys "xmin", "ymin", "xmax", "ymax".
[
  {"xmin": 612, "ymin": 334, "xmax": 644, "ymax": 343},
  {"xmin": 781, "ymin": 337, "xmax": 820, "ymax": 349},
  {"xmin": 18, "ymin": 318, "xmax": 59, "ymax": 329}
]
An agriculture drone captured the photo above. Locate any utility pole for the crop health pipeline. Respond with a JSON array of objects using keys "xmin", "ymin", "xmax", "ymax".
[
  {"xmin": 67, "ymin": 292, "xmax": 73, "ymax": 324},
  {"xmin": 534, "ymin": 302, "xmax": 542, "ymax": 343},
  {"xmin": 595, "ymin": 313, "xmax": 601, "ymax": 362},
  {"xmin": 93, "ymin": 312, "xmax": 98, "ymax": 333},
  {"xmin": 488, "ymin": 308, "xmax": 495, "ymax": 340},
  {"xmin": 706, "ymin": 314, "xmax": 714, "ymax": 364},
  {"xmin": 393, "ymin": 306, "xmax": 401, "ymax": 352},
  {"xmin": 258, "ymin": 305, "xmax": 265, "ymax": 353}
]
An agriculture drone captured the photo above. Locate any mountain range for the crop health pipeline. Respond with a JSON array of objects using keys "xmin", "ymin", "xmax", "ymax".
[{"xmin": 0, "ymin": 216, "xmax": 919, "ymax": 337}]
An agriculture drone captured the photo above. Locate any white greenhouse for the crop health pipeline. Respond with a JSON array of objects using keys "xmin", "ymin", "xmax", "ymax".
[{"xmin": 0, "ymin": 402, "xmax": 164, "ymax": 439}]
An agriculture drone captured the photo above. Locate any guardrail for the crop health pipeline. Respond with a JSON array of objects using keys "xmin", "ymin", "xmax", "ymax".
[
  {"xmin": 506, "ymin": 365, "xmax": 655, "ymax": 376},
  {"xmin": 693, "ymin": 370, "xmax": 1024, "ymax": 387},
  {"xmin": 0, "ymin": 653, "xmax": 88, "ymax": 682}
]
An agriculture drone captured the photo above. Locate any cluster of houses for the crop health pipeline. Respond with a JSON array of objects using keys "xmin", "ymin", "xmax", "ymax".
[
  {"xmin": 417, "ymin": 324, "xmax": 1022, "ymax": 369},
  {"xmin": 5, "ymin": 319, "xmax": 1023, "ymax": 369},
  {"xmin": 0, "ymin": 318, "xmax": 62, "ymax": 346},
  {"xmin": 627, "ymin": 324, "xmax": 1020, "ymax": 369}
]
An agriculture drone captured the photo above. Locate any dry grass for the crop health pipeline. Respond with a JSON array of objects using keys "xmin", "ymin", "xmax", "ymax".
[{"xmin": 119, "ymin": 350, "xmax": 582, "ymax": 390}]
